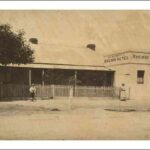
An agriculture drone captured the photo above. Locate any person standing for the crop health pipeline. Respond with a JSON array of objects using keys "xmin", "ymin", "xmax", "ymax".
[
  {"xmin": 120, "ymin": 83, "xmax": 127, "ymax": 101},
  {"xmin": 29, "ymin": 84, "xmax": 36, "ymax": 101}
]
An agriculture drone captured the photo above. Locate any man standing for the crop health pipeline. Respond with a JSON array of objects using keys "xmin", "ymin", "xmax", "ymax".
[{"xmin": 29, "ymin": 84, "xmax": 36, "ymax": 101}]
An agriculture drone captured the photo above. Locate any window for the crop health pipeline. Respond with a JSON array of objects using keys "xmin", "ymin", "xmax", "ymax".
[{"xmin": 137, "ymin": 70, "xmax": 145, "ymax": 84}]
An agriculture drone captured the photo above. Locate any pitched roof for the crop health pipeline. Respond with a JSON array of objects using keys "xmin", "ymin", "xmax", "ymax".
[
  {"xmin": 0, "ymin": 10, "xmax": 150, "ymax": 66},
  {"xmin": 32, "ymin": 43, "xmax": 102, "ymax": 66}
]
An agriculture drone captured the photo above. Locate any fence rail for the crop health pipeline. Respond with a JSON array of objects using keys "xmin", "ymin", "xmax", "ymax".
[{"xmin": 0, "ymin": 84, "xmax": 120, "ymax": 100}]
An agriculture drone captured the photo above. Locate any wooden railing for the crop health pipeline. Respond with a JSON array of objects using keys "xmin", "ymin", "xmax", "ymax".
[
  {"xmin": 0, "ymin": 84, "xmax": 120, "ymax": 99},
  {"xmin": 0, "ymin": 84, "xmax": 29, "ymax": 99}
]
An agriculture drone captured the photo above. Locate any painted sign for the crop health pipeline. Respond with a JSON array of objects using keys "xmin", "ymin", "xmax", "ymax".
[
  {"xmin": 104, "ymin": 51, "xmax": 150, "ymax": 66},
  {"xmin": 104, "ymin": 55, "xmax": 129, "ymax": 63},
  {"xmin": 132, "ymin": 54, "xmax": 149, "ymax": 60}
]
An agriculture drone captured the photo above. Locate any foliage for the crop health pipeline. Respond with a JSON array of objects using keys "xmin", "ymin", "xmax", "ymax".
[{"xmin": 0, "ymin": 24, "xmax": 34, "ymax": 65}]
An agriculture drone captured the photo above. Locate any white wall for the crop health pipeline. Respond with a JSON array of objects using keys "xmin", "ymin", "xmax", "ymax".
[{"xmin": 111, "ymin": 64, "xmax": 150, "ymax": 100}]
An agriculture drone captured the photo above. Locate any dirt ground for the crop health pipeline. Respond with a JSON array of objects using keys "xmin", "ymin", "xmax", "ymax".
[{"xmin": 1, "ymin": 97, "xmax": 150, "ymax": 140}]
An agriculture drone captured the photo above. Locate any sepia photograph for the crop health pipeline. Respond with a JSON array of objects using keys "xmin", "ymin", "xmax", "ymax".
[{"xmin": 0, "ymin": 9, "xmax": 150, "ymax": 141}]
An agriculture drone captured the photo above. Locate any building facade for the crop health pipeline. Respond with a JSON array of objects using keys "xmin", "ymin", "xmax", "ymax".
[
  {"xmin": 104, "ymin": 51, "xmax": 150, "ymax": 100},
  {"xmin": 1, "ymin": 50, "xmax": 150, "ymax": 100}
]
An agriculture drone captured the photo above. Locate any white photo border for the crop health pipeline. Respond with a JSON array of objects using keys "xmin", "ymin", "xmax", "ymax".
[{"xmin": 0, "ymin": 1, "xmax": 150, "ymax": 149}]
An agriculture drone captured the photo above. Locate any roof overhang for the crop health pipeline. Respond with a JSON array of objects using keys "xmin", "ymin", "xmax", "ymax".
[{"xmin": 0, "ymin": 63, "xmax": 114, "ymax": 71}]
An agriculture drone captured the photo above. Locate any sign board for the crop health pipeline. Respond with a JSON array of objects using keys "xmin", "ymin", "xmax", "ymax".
[{"xmin": 104, "ymin": 51, "xmax": 150, "ymax": 66}]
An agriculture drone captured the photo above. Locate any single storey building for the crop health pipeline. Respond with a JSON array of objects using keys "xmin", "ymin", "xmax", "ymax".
[
  {"xmin": 104, "ymin": 50, "xmax": 150, "ymax": 100},
  {"xmin": 0, "ymin": 43, "xmax": 116, "ymax": 99},
  {"xmin": 0, "ymin": 45, "xmax": 150, "ymax": 100}
]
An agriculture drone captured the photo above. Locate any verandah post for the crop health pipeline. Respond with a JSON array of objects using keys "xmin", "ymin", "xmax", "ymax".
[
  {"xmin": 42, "ymin": 69, "xmax": 45, "ymax": 86},
  {"xmin": 29, "ymin": 69, "xmax": 32, "ymax": 86},
  {"xmin": 74, "ymin": 70, "xmax": 77, "ymax": 97}
]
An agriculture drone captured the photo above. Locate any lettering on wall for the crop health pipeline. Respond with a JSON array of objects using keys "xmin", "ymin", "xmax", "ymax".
[
  {"xmin": 104, "ymin": 55, "xmax": 129, "ymax": 63},
  {"xmin": 132, "ymin": 54, "xmax": 149, "ymax": 60},
  {"xmin": 104, "ymin": 52, "xmax": 150, "ymax": 65}
]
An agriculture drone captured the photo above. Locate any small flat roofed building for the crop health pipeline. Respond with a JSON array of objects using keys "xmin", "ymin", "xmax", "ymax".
[{"xmin": 104, "ymin": 50, "xmax": 150, "ymax": 100}]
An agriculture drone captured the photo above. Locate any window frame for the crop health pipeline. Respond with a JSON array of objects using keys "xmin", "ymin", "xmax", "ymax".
[{"xmin": 137, "ymin": 70, "xmax": 145, "ymax": 84}]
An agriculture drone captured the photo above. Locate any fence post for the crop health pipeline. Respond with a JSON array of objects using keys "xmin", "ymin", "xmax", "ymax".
[
  {"xmin": 52, "ymin": 84, "xmax": 55, "ymax": 98},
  {"xmin": 128, "ymin": 87, "xmax": 131, "ymax": 100},
  {"xmin": 0, "ymin": 83, "xmax": 1, "ymax": 100}
]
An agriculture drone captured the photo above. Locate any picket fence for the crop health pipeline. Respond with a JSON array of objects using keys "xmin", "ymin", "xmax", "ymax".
[{"xmin": 0, "ymin": 84, "xmax": 120, "ymax": 99}]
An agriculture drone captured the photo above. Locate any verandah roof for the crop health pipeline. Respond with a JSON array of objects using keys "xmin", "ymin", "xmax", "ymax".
[{"xmin": 0, "ymin": 63, "xmax": 112, "ymax": 71}]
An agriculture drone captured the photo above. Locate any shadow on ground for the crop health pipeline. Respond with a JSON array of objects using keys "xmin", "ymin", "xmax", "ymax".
[{"xmin": 0, "ymin": 104, "xmax": 61, "ymax": 116}]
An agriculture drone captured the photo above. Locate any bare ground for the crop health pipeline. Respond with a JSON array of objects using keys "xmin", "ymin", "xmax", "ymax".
[{"xmin": 0, "ymin": 97, "xmax": 150, "ymax": 140}]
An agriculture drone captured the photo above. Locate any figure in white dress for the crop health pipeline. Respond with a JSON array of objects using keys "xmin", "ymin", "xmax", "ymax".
[{"xmin": 120, "ymin": 83, "xmax": 127, "ymax": 101}]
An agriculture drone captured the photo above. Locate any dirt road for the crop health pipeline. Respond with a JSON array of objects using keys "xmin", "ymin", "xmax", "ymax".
[{"xmin": 0, "ymin": 98, "xmax": 150, "ymax": 140}]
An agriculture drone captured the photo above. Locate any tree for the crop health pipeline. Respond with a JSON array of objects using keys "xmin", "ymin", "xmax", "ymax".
[{"xmin": 0, "ymin": 24, "xmax": 34, "ymax": 65}]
